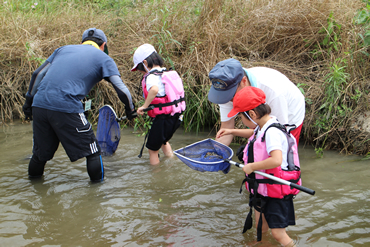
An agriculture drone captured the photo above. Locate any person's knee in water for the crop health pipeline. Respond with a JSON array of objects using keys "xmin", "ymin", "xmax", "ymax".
[
  {"xmin": 28, "ymin": 154, "xmax": 47, "ymax": 178},
  {"xmin": 86, "ymin": 152, "xmax": 104, "ymax": 182}
]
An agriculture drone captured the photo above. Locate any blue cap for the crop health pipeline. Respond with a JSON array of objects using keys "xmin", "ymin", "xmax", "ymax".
[
  {"xmin": 82, "ymin": 28, "xmax": 108, "ymax": 43},
  {"xmin": 208, "ymin": 58, "xmax": 244, "ymax": 104},
  {"xmin": 82, "ymin": 28, "xmax": 109, "ymax": 54}
]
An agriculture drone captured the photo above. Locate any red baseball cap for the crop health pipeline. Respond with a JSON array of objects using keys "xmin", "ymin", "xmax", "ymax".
[{"xmin": 227, "ymin": 87, "xmax": 266, "ymax": 118}]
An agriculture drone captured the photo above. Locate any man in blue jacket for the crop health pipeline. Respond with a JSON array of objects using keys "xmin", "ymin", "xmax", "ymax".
[{"xmin": 22, "ymin": 28, "xmax": 135, "ymax": 182}]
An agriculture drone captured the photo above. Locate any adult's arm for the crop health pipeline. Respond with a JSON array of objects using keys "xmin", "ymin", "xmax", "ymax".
[
  {"xmin": 215, "ymin": 118, "xmax": 235, "ymax": 146},
  {"xmin": 23, "ymin": 61, "xmax": 50, "ymax": 120},
  {"xmin": 217, "ymin": 127, "xmax": 254, "ymax": 139},
  {"xmin": 27, "ymin": 61, "xmax": 51, "ymax": 97},
  {"xmin": 215, "ymin": 102, "xmax": 236, "ymax": 146},
  {"xmin": 108, "ymin": 75, "xmax": 135, "ymax": 114}
]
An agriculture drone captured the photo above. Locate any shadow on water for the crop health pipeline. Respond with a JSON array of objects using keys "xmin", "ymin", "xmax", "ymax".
[{"xmin": 0, "ymin": 121, "xmax": 369, "ymax": 246}]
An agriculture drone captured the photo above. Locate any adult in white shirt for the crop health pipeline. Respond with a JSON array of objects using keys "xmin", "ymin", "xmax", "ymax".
[{"xmin": 208, "ymin": 58, "xmax": 305, "ymax": 146}]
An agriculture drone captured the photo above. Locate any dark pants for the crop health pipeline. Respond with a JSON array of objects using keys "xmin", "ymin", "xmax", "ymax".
[{"xmin": 29, "ymin": 107, "xmax": 104, "ymax": 181}]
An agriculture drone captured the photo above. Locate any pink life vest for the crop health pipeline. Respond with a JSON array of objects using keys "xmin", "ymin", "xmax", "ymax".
[
  {"xmin": 142, "ymin": 69, "xmax": 186, "ymax": 118},
  {"xmin": 242, "ymin": 123, "xmax": 301, "ymax": 199}
]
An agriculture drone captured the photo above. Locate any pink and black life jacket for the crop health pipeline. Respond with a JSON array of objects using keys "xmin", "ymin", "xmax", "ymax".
[
  {"xmin": 142, "ymin": 69, "xmax": 186, "ymax": 118},
  {"xmin": 240, "ymin": 122, "xmax": 301, "ymax": 241},
  {"xmin": 242, "ymin": 123, "xmax": 301, "ymax": 199}
]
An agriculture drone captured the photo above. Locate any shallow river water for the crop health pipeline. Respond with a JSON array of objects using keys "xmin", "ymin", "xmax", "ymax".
[{"xmin": 0, "ymin": 121, "xmax": 369, "ymax": 247}]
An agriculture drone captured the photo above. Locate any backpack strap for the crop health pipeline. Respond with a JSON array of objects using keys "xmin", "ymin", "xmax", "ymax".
[
  {"xmin": 256, "ymin": 198, "xmax": 268, "ymax": 241},
  {"xmin": 261, "ymin": 123, "xmax": 287, "ymax": 142},
  {"xmin": 261, "ymin": 123, "xmax": 297, "ymax": 142},
  {"xmin": 147, "ymin": 67, "xmax": 173, "ymax": 76},
  {"xmin": 240, "ymin": 135, "xmax": 259, "ymax": 234},
  {"xmin": 148, "ymin": 69, "xmax": 164, "ymax": 76},
  {"xmin": 150, "ymin": 97, "xmax": 185, "ymax": 110},
  {"xmin": 261, "ymin": 122, "xmax": 300, "ymax": 171},
  {"xmin": 284, "ymin": 124, "xmax": 297, "ymax": 134}
]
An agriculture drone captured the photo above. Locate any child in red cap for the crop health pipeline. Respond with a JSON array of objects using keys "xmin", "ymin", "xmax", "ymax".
[{"xmin": 217, "ymin": 86, "xmax": 299, "ymax": 247}]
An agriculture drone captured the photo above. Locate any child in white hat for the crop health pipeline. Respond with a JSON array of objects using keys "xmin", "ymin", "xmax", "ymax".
[{"xmin": 132, "ymin": 44, "xmax": 184, "ymax": 165}]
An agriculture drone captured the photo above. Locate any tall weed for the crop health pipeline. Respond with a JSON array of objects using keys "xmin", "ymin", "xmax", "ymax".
[
  {"xmin": 315, "ymin": 58, "xmax": 350, "ymax": 140},
  {"xmin": 151, "ymin": 6, "xmax": 182, "ymax": 68},
  {"xmin": 182, "ymin": 80, "xmax": 218, "ymax": 133},
  {"xmin": 310, "ymin": 12, "xmax": 342, "ymax": 60},
  {"xmin": 354, "ymin": 0, "xmax": 370, "ymax": 55},
  {"xmin": 310, "ymin": 5, "xmax": 369, "ymax": 155}
]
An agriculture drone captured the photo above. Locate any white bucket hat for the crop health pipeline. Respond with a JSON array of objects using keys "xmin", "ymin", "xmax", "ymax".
[{"xmin": 131, "ymin": 44, "xmax": 157, "ymax": 71}]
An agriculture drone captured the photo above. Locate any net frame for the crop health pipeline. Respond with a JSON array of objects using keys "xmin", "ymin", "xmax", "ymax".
[
  {"xmin": 174, "ymin": 138, "xmax": 234, "ymax": 174},
  {"xmin": 96, "ymin": 105, "xmax": 121, "ymax": 156}
]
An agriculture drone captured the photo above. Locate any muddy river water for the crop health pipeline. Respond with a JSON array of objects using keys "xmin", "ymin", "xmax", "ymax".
[{"xmin": 0, "ymin": 121, "xmax": 369, "ymax": 247}]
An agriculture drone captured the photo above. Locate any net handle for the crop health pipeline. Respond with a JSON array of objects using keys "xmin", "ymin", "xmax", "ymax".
[
  {"xmin": 116, "ymin": 106, "xmax": 154, "ymax": 122},
  {"xmin": 224, "ymin": 159, "xmax": 315, "ymax": 196}
]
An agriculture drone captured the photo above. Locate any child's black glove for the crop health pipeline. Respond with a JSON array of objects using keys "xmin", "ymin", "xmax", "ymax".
[{"xmin": 126, "ymin": 109, "xmax": 137, "ymax": 120}]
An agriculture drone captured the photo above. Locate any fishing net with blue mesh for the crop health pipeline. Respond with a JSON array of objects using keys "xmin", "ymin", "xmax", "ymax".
[
  {"xmin": 174, "ymin": 138, "xmax": 234, "ymax": 174},
  {"xmin": 96, "ymin": 105, "xmax": 121, "ymax": 156}
]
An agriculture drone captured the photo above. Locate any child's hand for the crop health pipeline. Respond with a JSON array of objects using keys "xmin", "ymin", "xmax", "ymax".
[
  {"xmin": 137, "ymin": 106, "xmax": 146, "ymax": 115},
  {"xmin": 242, "ymin": 163, "xmax": 254, "ymax": 175},
  {"xmin": 216, "ymin": 128, "xmax": 232, "ymax": 139}
]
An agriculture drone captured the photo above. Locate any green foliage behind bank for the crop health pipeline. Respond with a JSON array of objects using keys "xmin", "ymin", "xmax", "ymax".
[{"xmin": 1, "ymin": 0, "xmax": 369, "ymax": 155}]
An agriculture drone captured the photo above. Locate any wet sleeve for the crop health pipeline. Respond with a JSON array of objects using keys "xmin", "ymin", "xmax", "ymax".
[
  {"xmin": 27, "ymin": 61, "xmax": 50, "ymax": 97},
  {"xmin": 107, "ymin": 75, "xmax": 135, "ymax": 113}
]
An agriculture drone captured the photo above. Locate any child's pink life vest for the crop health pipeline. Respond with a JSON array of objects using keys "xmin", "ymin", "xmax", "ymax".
[
  {"xmin": 142, "ymin": 69, "xmax": 186, "ymax": 118},
  {"xmin": 242, "ymin": 123, "xmax": 301, "ymax": 199}
]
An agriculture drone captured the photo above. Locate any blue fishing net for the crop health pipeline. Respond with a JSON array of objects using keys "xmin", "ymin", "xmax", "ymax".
[
  {"xmin": 174, "ymin": 139, "xmax": 234, "ymax": 174},
  {"xmin": 96, "ymin": 105, "xmax": 121, "ymax": 156}
]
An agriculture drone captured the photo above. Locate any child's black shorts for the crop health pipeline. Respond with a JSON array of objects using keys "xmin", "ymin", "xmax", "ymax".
[
  {"xmin": 32, "ymin": 107, "xmax": 100, "ymax": 162},
  {"xmin": 146, "ymin": 113, "xmax": 182, "ymax": 151},
  {"xmin": 252, "ymin": 196, "xmax": 296, "ymax": 229}
]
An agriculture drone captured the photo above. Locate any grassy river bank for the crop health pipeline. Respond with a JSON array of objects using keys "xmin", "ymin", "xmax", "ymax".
[{"xmin": 0, "ymin": 0, "xmax": 369, "ymax": 157}]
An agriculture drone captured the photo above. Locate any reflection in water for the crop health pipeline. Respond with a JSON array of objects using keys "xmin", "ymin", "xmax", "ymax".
[{"xmin": 0, "ymin": 121, "xmax": 369, "ymax": 246}]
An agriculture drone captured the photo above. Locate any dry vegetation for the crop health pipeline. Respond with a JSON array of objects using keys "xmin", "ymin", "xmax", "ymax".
[{"xmin": 0, "ymin": 0, "xmax": 369, "ymax": 155}]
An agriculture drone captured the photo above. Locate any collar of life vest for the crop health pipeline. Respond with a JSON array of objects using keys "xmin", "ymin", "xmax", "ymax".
[{"xmin": 82, "ymin": 41, "xmax": 100, "ymax": 50}]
